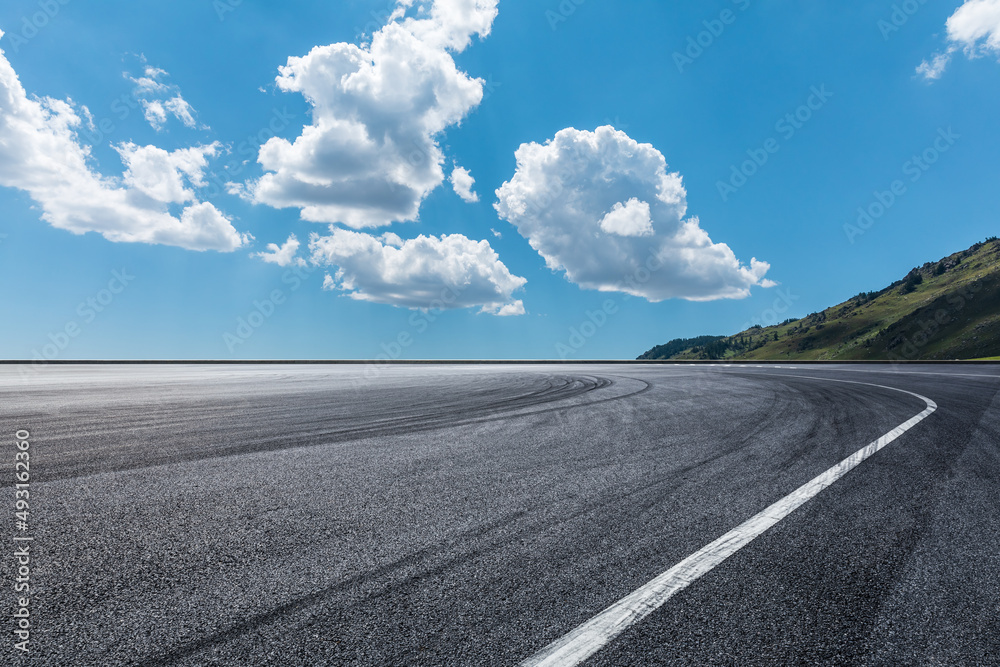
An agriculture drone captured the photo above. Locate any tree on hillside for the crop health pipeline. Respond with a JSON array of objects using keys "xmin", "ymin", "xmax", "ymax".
[{"xmin": 901, "ymin": 270, "xmax": 923, "ymax": 294}]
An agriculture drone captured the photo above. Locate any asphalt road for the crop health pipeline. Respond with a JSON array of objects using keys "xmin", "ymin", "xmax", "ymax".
[{"xmin": 2, "ymin": 363, "xmax": 999, "ymax": 665}]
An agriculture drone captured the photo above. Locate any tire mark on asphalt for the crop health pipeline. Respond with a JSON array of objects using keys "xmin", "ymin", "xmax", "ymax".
[
  {"xmin": 139, "ymin": 510, "xmax": 529, "ymax": 666},
  {"xmin": 9, "ymin": 375, "xmax": 643, "ymax": 485}
]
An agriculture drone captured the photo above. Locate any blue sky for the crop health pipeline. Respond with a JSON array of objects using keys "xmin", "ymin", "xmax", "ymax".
[{"xmin": 1, "ymin": 0, "xmax": 998, "ymax": 360}]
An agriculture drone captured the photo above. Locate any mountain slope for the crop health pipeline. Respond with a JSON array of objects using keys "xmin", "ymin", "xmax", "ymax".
[{"xmin": 638, "ymin": 238, "xmax": 1000, "ymax": 361}]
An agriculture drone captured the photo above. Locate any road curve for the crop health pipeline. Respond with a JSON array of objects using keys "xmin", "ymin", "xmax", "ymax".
[{"xmin": 1, "ymin": 364, "xmax": 998, "ymax": 665}]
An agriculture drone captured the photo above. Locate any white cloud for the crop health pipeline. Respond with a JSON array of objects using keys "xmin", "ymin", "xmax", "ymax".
[
  {"xmin": 0, "ymin": 37, "xmax": 249, "ymax": 251},
  {"xmin": 116, "ymin": 142, "xmax": 220, "ymax": 204},
  {"xmin": 140, "ymin": 99, "xmax": 169, "ymax": 130},
  {"xmin": 253, "ymin": 234, "xmax": 306, "ymax": 267},
  {"xmin": 917, "ymin": 52, "xmax": 952, "ymax": 80},
  {"xmin": 599, "ymin": 198, "xmax": 654, "ymax": 237},
  {"xmin": 919, "ymin": 0, "xmax": 1000, "ymax": 79},
  {"xmin": 167, "ymin": 202, "xmax": 249, "ymax": 251},
  {"xmin": 127, "ymin": 66, "xmax": 203, "ymax": 131},
  {"xmin": 129, "ymin": 67, "xmax": 169, "ymax": 94},
  {"xmin": 379, "ymin": 231, "xmax": 404, "ymax": 247},
  {"xmin": 309, "ymin": 227, "xmax": 526, "ymax": 314},
  {"xmin": 495, "ymin": 126, "xmax": 773, "ymax": 302},
  {"xmin": 948, "ymin": 0, "xmax": 1000, "ymax": 51},
  {"xmin": 244, "ymin": 0, "xmax": 498, "ymax": 228},
  {"xmin": 450, "ymin": 165, "xmax": 480, "ymax": 203},
  {"xmin": 164, "ymin": 96, "xmax": 198, "ymax": 128},
  {"xmin": 245, "ymin": 1, "xmax": 520, "ymax": 314},
  {"xmin": 495, "ymin": 300, "xmax": 525, "ymax": 316}
]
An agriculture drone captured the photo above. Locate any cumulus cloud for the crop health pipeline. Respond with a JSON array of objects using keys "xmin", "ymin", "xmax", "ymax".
[
  {"xmin": 116, "ymin": 142, "xmax": 220, "ymax": 204},
  {"xmin": 253, "ymin": 234, "xmax": 306, "ymax": 267},
  {"xmin": 495, "ymin": 126, "xmax": 774, "ymax": 302},
  {"xmin": 948, "ymin": 0, "xmax": 1000, "ymax": 50},
  {"xmin": 245, "ymin": 0, "xmax": 525, "ymax": 314},
  {"xmin": 0, "ymin": 36, "xmax": 249, "ymax": 251},
  {"xmin": 599, "ymin": 198, "xmax": 654, "ymax": 237},
  {"xmin": 450, "ymin": 166, "xmax": 480, "ymax": 202},
  {"xmin": 309, "ymin": 227, "xmax": 525, "ymax": 314},
  {"xmin": 244, "ymin": 0, "xmax": 498, "ymax": 228},
  {"xmin": 919, "ymin": 0, "xmax": 1000, "ymax": 79},
  {"xmin": 127, "ymin": 66, "xmax": 204, "ymax": 131}
]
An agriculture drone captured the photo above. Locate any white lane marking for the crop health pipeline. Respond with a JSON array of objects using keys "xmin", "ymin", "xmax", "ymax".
[{"xmin": 520, "ymin": 378, "xmax": 937, "ymax": 667}]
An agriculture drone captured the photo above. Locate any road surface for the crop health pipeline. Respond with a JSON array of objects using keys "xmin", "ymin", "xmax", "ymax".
[{"xmin": 2, "ymin": 363, "xmax": 998, "ymax": 665}]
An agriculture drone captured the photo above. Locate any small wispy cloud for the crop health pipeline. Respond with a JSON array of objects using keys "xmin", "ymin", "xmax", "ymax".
[
  {"xmin": 253, "ymin": 234, "xmax": 306, "ymax": 267},
  {"xmin": 917, "ymin": 51, "xmax": 954, "ymax": 80},
  {"xmin": 126, "ymin": 62, "xmax": 206, "ymax": 131}
]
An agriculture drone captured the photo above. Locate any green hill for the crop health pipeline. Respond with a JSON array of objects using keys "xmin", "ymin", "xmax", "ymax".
[{"xmin": 638, "ymin": 237, "xmax": 1000, "ymax": 362}]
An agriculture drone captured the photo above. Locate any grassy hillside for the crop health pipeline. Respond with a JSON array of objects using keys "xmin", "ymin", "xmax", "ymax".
[
  {"xmin": 634, "ymin": 335, "xmax": 726, "ymax": 362},
  {"xmin": 638, "ymin": 238, "xmax": 1000, "ymax": 361}
]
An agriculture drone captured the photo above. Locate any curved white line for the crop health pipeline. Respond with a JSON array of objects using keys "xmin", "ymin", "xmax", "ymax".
[{"xmin": 520, "ymin": 376, "xmax": 937, "ymax": 667}]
